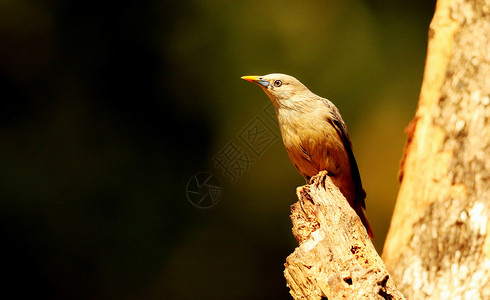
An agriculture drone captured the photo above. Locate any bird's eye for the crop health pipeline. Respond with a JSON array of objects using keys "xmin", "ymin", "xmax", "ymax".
[{"xmin": 274, "ymin": 80, "xmax": 282, "ymax": 87}]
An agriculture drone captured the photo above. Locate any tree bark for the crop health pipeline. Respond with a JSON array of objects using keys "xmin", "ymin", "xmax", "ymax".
[
  {"xmin": 382, "ymin": 0, "xmax": 490, "ymax": 299},
  {"xmin": 284, "ymin": 172, "xmax": 405, "ymax": 299}
]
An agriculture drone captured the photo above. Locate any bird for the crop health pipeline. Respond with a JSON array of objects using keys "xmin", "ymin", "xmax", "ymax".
[{"xmin": 241, "ymin": 73, "xmax": 373, "ymax": 238}]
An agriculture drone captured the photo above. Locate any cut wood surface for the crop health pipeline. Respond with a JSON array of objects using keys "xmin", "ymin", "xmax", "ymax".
[{"xmin": 284, "ymin": 172, "xmax": 404, "ymax": 299}]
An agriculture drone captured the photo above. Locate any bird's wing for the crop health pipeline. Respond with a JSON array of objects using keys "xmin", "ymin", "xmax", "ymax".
[{"xmin": 324, "ymin": 100, "xmax": 367, "ymax": 209}]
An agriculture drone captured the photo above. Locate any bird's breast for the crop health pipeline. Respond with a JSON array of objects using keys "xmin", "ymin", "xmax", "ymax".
[{"xmin": 278, "ymin": 110, "xmax": 352, "ymax": 181}]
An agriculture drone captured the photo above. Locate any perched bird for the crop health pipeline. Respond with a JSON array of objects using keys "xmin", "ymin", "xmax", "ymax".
[{"xmin": 241, "ymin": 73, "xmax": 373, "ymax": 238}]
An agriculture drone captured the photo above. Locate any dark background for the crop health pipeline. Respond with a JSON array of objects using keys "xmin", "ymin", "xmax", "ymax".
[{"xmin": 0, "ymin": 0, "xmax": 435, "ymax": 299}]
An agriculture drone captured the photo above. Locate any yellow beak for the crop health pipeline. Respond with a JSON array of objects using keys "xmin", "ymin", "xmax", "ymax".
[
  {"xmin": 241, "ymin": 75, "xmax": 270, "ymax": 87},
  {"xmin": 241, "ymin": 75, "xmax": 261, "ymax": 82}
]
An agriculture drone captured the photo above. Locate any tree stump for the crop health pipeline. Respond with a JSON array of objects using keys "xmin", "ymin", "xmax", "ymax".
[{"xmin": 284, "ymin": 172, "xmax": 404, "ymax": 299}]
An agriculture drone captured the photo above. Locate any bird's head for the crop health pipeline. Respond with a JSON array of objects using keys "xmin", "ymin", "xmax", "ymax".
[{"xmin": 241, "ymin": 73, "xmax": 312, "ymax": 108}]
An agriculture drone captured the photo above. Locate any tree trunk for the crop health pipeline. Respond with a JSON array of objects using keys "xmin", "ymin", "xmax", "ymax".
[
  {"xmin": 284, "ymin": 172, "xmax": 405, "ymax": 299},
  {"xmin": 382, "ymin": 0, "xmax": 490, "ymax": 299}
]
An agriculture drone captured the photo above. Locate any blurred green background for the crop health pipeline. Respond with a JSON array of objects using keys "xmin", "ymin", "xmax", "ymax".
[{"xmin": 0, "ymin": 0, "xmax": 435, "ymax": 299}]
